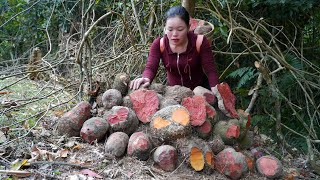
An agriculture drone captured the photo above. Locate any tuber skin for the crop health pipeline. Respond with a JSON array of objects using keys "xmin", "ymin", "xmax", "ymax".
[
  {"xmin": 112, "ymin": 73, "xmax": 130, "ymax": 96},
  {"xmin": 256, "ymin": 156, "xmax": 283, "ymax": 179},
  {"xmin": 80, "ymin": 117, "xmax": 109, "ymax": 144},
  {"xmin": 127, "ymin": 131, "xmax": 153, "ymax": 161},
  {"xmin": 193, "ymin": 86, "xmax": 216, "ymax": 105},
  {"xmin": 105, "ymin": 132, "xmax": 129, "ymax": 157},
  {"xmin": 153, "ymin": 145, "xmax": 178, "ymax": 172},
  {"xmin": 150, "ymin": 105, "xmax": 191, "ymax": 143},
  {"xmin": 175, "ymin": 136, "xmax": 214, "ymax": 172},
  {"xmin": 57, "ymin": 101, "xmax": 91, "ymax": 137},
  {"xmin": 102, "ymin": 89, "xmax": 123, "ymax": 109},
  {"xmin": 104, "ymin": 106, "xmax": 139, "ymax": 135},
  {"xmin": 215, "ymin": 147, "xmax": 248, "ymax": 180}
]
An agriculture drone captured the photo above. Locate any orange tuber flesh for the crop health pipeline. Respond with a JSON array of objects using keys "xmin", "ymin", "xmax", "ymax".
[
  {"xmin": 205, "ymin": 151, "xmax": 214, "ymax": 168},
  {"xmin": 171, "ymin": 108, "xmax": 190, "ymax": 126},
  {"xmin": 190, "ymin": 147, "xmax": 204, "ymax": 171},
  {"xmin": 153, "ymin": 117, "xmax": 171, "ymax": 129}
]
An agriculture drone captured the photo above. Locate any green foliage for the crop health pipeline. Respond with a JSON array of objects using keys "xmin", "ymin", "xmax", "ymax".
[{"xmin": 227, "ymin": 67, "xmax": 258, "ymax": 89}]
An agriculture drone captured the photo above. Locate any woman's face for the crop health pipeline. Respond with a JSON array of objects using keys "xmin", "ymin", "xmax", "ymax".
[{"xmin": 165, "ymin": 16, "xmax": 189, "ymax": 46}]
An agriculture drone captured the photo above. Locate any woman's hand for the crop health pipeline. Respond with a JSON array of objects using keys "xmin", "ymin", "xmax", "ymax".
[{"xmin": 129, "ymin": 77, "xmax": 151, "ymax": 90}]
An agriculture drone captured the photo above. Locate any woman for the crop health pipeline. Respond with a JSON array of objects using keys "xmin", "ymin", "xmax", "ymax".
[{"xmin": 130, "ymin": 5, "xmax": 219, "ymax": 91}]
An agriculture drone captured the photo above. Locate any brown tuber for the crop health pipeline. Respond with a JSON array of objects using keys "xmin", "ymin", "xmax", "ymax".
[
  {"xmin": 105, "ymin": 132, "xmax": 129, "ymax": 157},
  {"xmin": 149, "ymin": 83, "xmax": 166, "ymax": 95},
  {"xmin": 256, "ymin": 156, "xmax": 283, "ymax": 179},
  {"xmin": 57, "ymin": 101, "xmax": 91, "ymax": 137},
  {"xmin": 193, "ymin": 86, "xmax": 216, "ymax": 105},
  {"xmin": 127, "ymin": 131, "xmax": 153, "ymax": 161},
  {"xmin": 215, "ymin": 147, "xmax": 248, "ymax": 180},
  {"xmin": 102, "ymin": 89, "xmax": 123, "ymax": 109},
  {"xmin": 80, "ymin": 117, "xmax": 109, "ymax": 144},
  {"xmin": 213, "ymin": 119, "xmax": 241, "ymax": 145},
  {"xmin": 122, "ymin": 95, "xmax": 133, "ymax": 109},
  {"xmin": 175, "ymin": 136, "xmax": 214, "ymax": 172},
  {"xmin": 150, "ymin": 105, "xmax": 191, "ymax": 143},
  {"xmin": 159, "ymin": 98, "xmax": 179, "ymax": 109},
  {"xmin": 195, "ymin": 120, "xmax": 212, "ymax": 139},
  {"xmin": 164, "ymin": 85, "xmax": 194, "ymax": 103},
  {"xmin": 153, "ymin": 145, "xmax": 178, "ymax": 172},
  {"xmin": 209, "ymin": 135, "xmax": 225, "ymax": 154},
  {"xmin": 104, "ymin": 106, "xmax": 139, "ymax": 135},
  {"xmin": 112, "ymin": 73, "xmax": 130, "ymax": 96}
]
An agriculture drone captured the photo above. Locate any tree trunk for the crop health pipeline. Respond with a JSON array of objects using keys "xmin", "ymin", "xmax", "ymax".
[{"xmin": 181, "ymin": 0, "xmax": 195, "ymax": 17}]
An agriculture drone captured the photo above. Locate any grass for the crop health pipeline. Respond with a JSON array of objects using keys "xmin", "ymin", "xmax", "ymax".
[{"xmin": 0, "ymin": 77, "xmax": 76, "ymax": 129}]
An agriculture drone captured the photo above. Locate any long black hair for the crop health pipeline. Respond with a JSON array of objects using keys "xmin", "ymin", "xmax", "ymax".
[{"xmin": 164, "ymin": 5, "xmax": 190, "ymax": 27}]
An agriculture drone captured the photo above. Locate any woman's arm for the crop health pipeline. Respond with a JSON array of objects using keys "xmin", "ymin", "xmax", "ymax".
[
  {"xmin": 130, "ymin": 37, "xmax": 162, "ymax": 90},
  {"xmin": 142, "ymin": 37, "xmax": 162, "ymax": 82},
  {"xmin": 200, "ymin": 37, "xmax": 219, "ymax": 88}
]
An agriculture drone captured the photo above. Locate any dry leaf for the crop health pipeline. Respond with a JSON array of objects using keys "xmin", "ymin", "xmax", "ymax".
[
  {"xmin": 72, "ymin": 144, "xmax": 82, "ymax": 151},
  {"xmin": 54, "ymin": 109, "xmax": 65, "ymax": 117},
  {"xmin": 10, "ymin": 159, "xmax": 28, "ymax": 170},
  {"xmin": 80, "ymin": 169, "xmax": 103, "ymax": 178},
  {"xmin": 57, "ymin": 149, "xmax": 69, "ymax": 158},
  {"xmin": 65, "ymin": 140, "xmax": 76, "ymax": 148},
  {"xmin": 31, "ymin": 145, "xmax": 58, "ymax": 161}
]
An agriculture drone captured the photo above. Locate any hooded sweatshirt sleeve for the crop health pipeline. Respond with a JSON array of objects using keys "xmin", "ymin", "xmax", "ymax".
[
  {"xmin": 200, "ymin": 36, "xmax": 219, "ymax": 87},
  {"xmin": 142, "ymin": 37, "xmax": 161, "ymax": 83}
]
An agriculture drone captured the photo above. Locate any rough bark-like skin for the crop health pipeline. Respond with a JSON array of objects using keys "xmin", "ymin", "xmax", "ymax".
[
  {"xmin": 213, "ymin": 83, "xmax": 239, "ymax": 118},
  {"xmin": 238, "ymin": 131, "xmax": 254, "ymax": 150},
  {"xmin": 209, "ymin": 135, "xmax": 225, "ymax": 154},
  {"xmin": 164, "ymin": 85, "xmax": 194, "ymax": 103},
  {"xmin": 105, "ymin": 106, "xmax": 139, "ymax": 135},
  {"xmin": 214, "ymin": 108, "xmax": 229, "ymax": 123},
  {"xmin": 175, "ymin": 136, "xmax": 214, "ymax": 172},
  {"xmin": 182, "ymin": 96, "xmax": 207, "ymax": 126},
  {"xmin": 127, "ymin": 131, "xmax": 153, "ymax": 161},
  {"xmin": 193, "ymin": 86, "xmax": 216, "ymax": 105},
  {"xmin": 112, "ymin": 73, "xmax": 130, "ymax": 96},
  {"xmin": 105, "ymin": 132, "xmax": 129, "ymax": 157},
  {"xmin": 153, "ymin": 145, "xmax": 178, "ymax": 172},
  {"xmin": 150, "ymin": 105, "xmax": 191, "ymax": 143},
  {"xmin": 194, "ymin": 25, "xmax": 212, "ymax": 35},
  {"xmin": 122, "ymin": 95, "xmax": 133, "ymax": 109},
  {"xmin": 160, "ymin": 98, "xmax": 179, "ymax": 109},
  {"xmin": 102, "ymin": 89, "xmax": 123, "ymax": 109},
  {"xmin": 57, "ymin": 101, "xmax": 91, "ymax": 137},
  {"xmin": 256, "ymin": 156, "xmax": 283, "ymax": 179},
  {"xmin": 129, "ymin": 89, "xmax": 159, "ymax": 123},
  {"xmin": 149, "ymin": 83, "xmax": 166, "ymax": 95},
  {"xmin": 215, "ymin": 148, "xmax": 248, "ymax": 180},
  {"xmin": 80, "ymin": 117, "xmax": 109, "ymax": 144},
  {"xmin": 195, "ymin": 120, "xmax": 212, "ymax": 139},
  {"xmin": 213, "ymin": 119, "xmax": 241, "ymax": 145},
  {"xmin": 237, "ymin": 109, "xmax": 251, "ymax": 140}
]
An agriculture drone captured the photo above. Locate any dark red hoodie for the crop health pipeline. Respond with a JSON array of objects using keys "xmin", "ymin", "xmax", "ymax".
[{"xmin": 142, "ymin": 32, "xmax": 219, "ymax": 90}]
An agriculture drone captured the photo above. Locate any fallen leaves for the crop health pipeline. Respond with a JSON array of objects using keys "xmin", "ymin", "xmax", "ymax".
[
  {"xmin": 30, "ymin": 145, "xmax": 69, "ymax": 162},
  {"xmin": 80, "ymin": 169, "xmax": 103, "ymax": 178}
]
